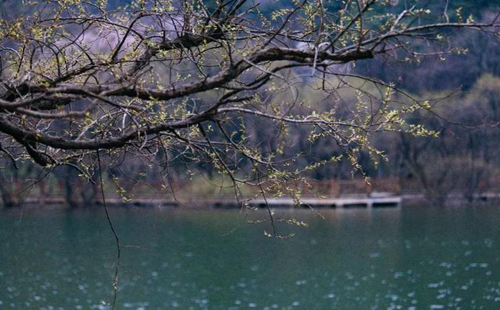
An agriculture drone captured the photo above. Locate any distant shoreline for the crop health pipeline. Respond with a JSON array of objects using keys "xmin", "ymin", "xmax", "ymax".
[{"xmin": 3, "ymin": 193, "xmax": 500, "ymax": 209}]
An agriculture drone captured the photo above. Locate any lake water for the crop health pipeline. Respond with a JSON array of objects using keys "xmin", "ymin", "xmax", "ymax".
[{"xmin": 1, "ymin": 206, "xmax": 499, "ymax": 309}]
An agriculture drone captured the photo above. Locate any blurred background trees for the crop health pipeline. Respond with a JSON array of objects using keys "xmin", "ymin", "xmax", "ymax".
[{"xmin": 0, "ymin": 0, "xmax": 499, "ymax": 207}]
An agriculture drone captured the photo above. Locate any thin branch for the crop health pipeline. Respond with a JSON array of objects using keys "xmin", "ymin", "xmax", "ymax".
[{"xmin": 96, "ymin": 150, "xmax": 121, "ymax": 310}]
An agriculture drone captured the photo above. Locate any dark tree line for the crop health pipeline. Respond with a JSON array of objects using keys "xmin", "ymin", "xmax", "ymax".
[{"xmin": 0, "ymin": 0, "xmax": 499, "ymax": 208}]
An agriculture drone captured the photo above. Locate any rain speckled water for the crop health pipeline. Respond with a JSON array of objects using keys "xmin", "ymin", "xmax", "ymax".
[{"xmin": 1, "ymin": 206, "xmax": 500, "ymax": 309}]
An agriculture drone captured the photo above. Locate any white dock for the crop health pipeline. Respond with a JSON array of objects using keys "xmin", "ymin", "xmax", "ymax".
[{"xmin": 249, "ymin": 195, "xmax": 401, "ymax": 209}]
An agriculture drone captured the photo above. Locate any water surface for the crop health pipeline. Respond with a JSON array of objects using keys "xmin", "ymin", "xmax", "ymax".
[{"xmin": 1, "ymin": 206, "xmax": 499, "ymax": 309}]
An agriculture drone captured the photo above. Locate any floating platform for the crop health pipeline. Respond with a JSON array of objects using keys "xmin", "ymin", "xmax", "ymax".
[{"xmin": 247, "ymin": 196, "xmax": 402, "ymax": 209}]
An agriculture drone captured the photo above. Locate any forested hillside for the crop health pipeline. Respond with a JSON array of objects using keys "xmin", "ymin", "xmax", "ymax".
[{"xmin": 0, "ymin": 0, "xmax": 499, "ymax": 207}]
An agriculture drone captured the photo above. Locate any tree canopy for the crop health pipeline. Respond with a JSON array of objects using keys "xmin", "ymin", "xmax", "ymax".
[{"xmin": 0, "ymin": 0, "xmax": 499, "ymax": 205}]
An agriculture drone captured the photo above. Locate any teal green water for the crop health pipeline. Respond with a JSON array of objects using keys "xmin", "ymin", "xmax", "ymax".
[{"xmin": 1, "ymin": 207, "xmax": 500, "ymax": 309}]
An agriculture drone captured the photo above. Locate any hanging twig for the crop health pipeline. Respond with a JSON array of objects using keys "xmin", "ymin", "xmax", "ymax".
[{"xmin": 96, "ymin": 150, "xmax": 121, "ymax": 310}]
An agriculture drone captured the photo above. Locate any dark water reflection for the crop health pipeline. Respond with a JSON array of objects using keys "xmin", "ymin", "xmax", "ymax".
[{"xmin": 1, "ymin": 207, "xmax": 500, "ymax": 309}]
